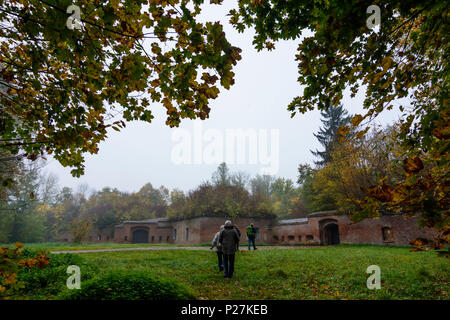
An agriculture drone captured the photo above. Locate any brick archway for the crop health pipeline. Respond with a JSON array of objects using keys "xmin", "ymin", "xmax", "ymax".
[
  {"xmin": 319, "ymin": 219, "xmax": 340, "ymax": 245},
  {"xmin": 132, "ymin": 227, "xmax": 149, "ymax": 243}
]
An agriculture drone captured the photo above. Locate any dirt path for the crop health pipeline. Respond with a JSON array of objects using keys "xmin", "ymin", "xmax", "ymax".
[{"xmin": 50, "ymin": 246, "xmax": 311, "ymax": 254}]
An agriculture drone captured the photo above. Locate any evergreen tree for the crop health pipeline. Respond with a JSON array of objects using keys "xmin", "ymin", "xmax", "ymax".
[
  {"xmin": 311, "ymin": 105, "xmax": 351, "ymax": 166},
  {"xmin": 249, "ymin": 174, "xmax": 274, "ymax": 198},
  {"xmin": 230, "ymin": 172, "xmax": 249, "ymax": 190},
  {"xmin": 212, "ymin": 163, "xmax": 231, "ymax": 186}
]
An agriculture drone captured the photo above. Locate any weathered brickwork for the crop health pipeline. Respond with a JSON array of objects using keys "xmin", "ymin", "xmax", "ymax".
[
  {"xmin": 114, "ymin": 218, "xmax": 172, "ymax": 243},
  {"xmin": 111, "ymin": 212, "xmax": 437, "ymax": 246},
  {"xmin": 58, "ymin": 227, "xmax": 115, "ymax": 243}
]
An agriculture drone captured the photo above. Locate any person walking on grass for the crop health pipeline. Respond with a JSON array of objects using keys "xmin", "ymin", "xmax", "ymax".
[
  {"xmin": 210, "ymin": 225, "xmax": 224, "ymax": 272},
  {"xmin": 219, "ymin": 220, "xmax": 240, "ymax": 279},
  {"xmin": 247, "ymin": 223, "xmax": 257, "ymax": 250},
  {"xmin": 234, "ymin": 224, "xmax": 241, "ymax": 238},
  {"xmin": 233, "ymin": 224, "xmax": 241, "ymax": 251}
]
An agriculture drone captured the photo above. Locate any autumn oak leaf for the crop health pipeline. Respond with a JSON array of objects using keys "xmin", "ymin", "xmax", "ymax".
[
  {"xmin": 350, "ymin": 114, "xmax": 364, "ymax": 127},
  {"xmin": 403, "ymin": 156, "xmax": 424, "ymax": 175},
  {"xmin": 266, "ymin": 42, "xmax": 275, "ymax": 51},
  {"xmin": 367, "ymin": 184, "xmax": 394, "ymax": 202}
]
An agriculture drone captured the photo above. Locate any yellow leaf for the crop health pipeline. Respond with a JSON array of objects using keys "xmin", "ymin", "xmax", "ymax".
[
  {"xmin": 382, "ymin": 56, "xmax": 393, "ymax": 71},
  {"xmin": 380, "ymin": 80, "xmax": 391, "ymax": 89},
  {"xmin": 266, "ymin": 41, "xmax": 275, "ymax": 50},
  {"xmin": 403, "ymin": 156, "xmax": 424, "ymax": 175},
  {"xmin": 15, "ymin": 242, "xmax": 24, "ymax": 249},
  {"xmin": 356, "ymin": 127, "xmax": 370, "ymax": 139},
  {"xmin": 350, "ymin": 114, "xmax": 364, "ymax": 127}
]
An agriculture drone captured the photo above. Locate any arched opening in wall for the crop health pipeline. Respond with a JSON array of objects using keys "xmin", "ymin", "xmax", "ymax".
[
  {"xmin": 324, "ymin": 224, "xmax": 339, "ymax": 245},
  {"xmin": 382, "ymin": 227, "xmax": 393, "ymax": 242},
  {"xmin": 273, "ymin": 235, "xmax": 279, "ymax": 242},
  {"xmin": 132, "ymin": 228, "xmax": 149, "ymax": 243},
  {"xmin": 319, "ymin": 219, "xmax": 340, "ymax": 245}
]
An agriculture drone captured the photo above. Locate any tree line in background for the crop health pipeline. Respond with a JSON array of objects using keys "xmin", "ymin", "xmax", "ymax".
[
  {"xmin": 0, "ymin": 158, "xmax": 306, "ymax": 243},
  {"xmin": 0, "ymin": 153, "xmax": 172, "ymax": 243},
  {"xmin": 167, "ymin": 162, "xmax": 305, "ymax": 220}
]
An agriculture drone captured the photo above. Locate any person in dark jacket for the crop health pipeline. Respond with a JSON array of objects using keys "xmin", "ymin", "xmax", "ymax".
[
  {"xmin": 218, "ymin": 220, "xmax": 240, "ymax": 278},
  {"xmin": 233, "ymin": 224, "xmax": 241, "ymax": 251},
  {"xmin": 246, "ymin": 223, "xmax": 257, "ymax": 250},
  {"xmin": 234, "ymin": 224, "xmax": 241, "ymax": 237},
  {"xmin": 210, "ymin": 225, "xmax": 224, "ymax": 272}
]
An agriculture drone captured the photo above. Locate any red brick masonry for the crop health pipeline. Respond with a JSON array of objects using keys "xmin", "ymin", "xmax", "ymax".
[{"xmin": 112, "ymin": 212, "xmax": 437, "ymax": 246}]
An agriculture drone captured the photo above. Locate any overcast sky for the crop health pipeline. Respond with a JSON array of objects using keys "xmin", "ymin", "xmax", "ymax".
[{"xmin": 44, "ymin": 2, "xmax": 403, "ymax": 194}]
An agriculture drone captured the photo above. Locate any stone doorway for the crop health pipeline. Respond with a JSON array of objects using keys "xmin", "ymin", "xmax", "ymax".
[
  {"xmin": 319, "ymin": 219, "xmax": 340, "ymax": 245},
  {"xmin": 324, "ymin": 223, "xmax": 340, "ymax": 245},
  {"xmin": 132, "ymin": 228, "xmax": 149, "ymax": 243}
]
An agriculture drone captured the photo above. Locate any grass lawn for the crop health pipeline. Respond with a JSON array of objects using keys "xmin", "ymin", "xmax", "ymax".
[
  {"xmin": 1, "ymin": 242, "xmax": 277, "ymax": 252},
  {"xmin": 0, "ymin": 242, "xmax": 197, "ymax": 252},
  {"xmin": 39, "ymin": 245, "xmax": 450, "ymax": 300}
]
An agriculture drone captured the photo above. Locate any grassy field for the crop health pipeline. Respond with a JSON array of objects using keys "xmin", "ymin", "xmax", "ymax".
[
  {"xmin": 1, "ymin": 242, "xmax": 274, "ymax": 252},
  {"xmin": 11, "ymin": 244, "xmax": 448, "ymax": 300},
  {"xmin": 1, "ymin": 242, "xmax": 191, "ymax": 251}
]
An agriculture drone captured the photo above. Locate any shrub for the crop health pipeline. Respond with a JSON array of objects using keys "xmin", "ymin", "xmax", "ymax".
[
  {"xmin": 58, "ymin": 270, "xmax": 195, "ymax": 300},
  {"xmin": 18, "ymin": 250, "xmax": 98, "ymax": 298},
  {"xmin": 0, "ymin": 243, "xmax": 50, "ymax": 299}
]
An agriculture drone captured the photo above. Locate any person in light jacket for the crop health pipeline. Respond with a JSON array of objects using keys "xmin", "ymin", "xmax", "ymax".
[
  {"xmin": 210, "ymin": 225, "xmax": 224, "ymax": 272},
  {"xmin": 218, "ymin": 220, "xmax": 240, "ymax": 279}
]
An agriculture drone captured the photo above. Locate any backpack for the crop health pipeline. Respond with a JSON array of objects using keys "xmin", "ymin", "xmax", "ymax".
[
  {"xmin": 215, "ymin": 232, "xmax": 222, "ymax": 249},
  {"xmin": 247, "ymin": 225, "xmax": 254, "ymax": 237}
]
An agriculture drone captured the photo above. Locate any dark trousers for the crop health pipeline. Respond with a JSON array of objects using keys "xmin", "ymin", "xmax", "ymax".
[
  {"xmin": 216, "ymin": 251, "xmax": 224, "ymax": 271},
  {"xmin": 223, "ymin": 253, "xmax": 235, "ymax": 278},
  {"xmin": 248, "ymin": 237, "xmax": 256, "ymax": 250}
]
